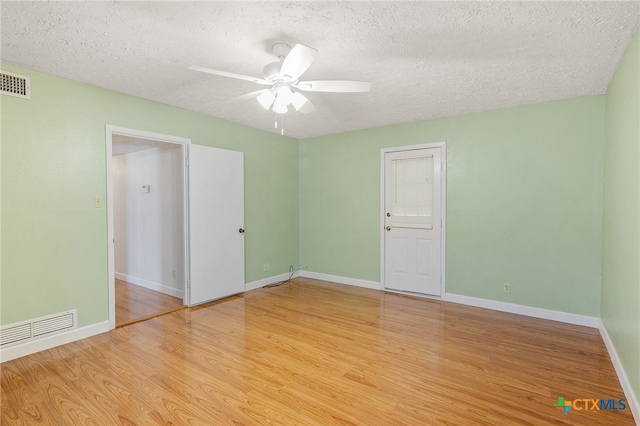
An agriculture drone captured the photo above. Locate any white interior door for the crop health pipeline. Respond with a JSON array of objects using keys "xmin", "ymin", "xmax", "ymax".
[
  {"xmin": 383, "ymin": 147, "xmax": 443, "ymax": 296},
  {"xmin": 188, "ymin": 144, "xmax": 245, "ymax": 306}
]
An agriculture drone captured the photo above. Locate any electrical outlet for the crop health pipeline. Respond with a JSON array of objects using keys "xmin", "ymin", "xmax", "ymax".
[
  {"xmin": 304, "ymin": 265, "xmax": 309, "ymax": 271},
  {"xmin": 94, "ymin": 196, "xmax": 103, "ymax": 208},
  {"xmin": 263, "ymin": 263, "xmax": 271, "ymax": 272},
  {"xmin": 503, "ymin": 283, "xmax": 511, "ymax": 293}
]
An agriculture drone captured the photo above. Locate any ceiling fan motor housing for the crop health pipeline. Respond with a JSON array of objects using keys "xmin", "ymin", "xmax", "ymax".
[
  {"xmin": 263, "ymin": 61, "xmax": 283, "ymax": 82},
  {"xmin": 263, "ymin": 43, "xmax": 294, "ymax": 82}
]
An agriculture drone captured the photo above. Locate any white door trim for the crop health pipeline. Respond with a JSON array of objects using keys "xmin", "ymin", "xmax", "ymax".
[
  {"xmin": 105, "ymin": 125, "xmax": 191, "ymax": 330},
  {"xmin": 380, "ymin": 142, "xmax": 447, "ymax": 299}
]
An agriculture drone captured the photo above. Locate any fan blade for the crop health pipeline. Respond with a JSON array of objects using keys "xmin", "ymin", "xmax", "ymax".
[
  {"xmin": 279, "ymin": 44, "xmax": 318, "ymax": 81},
  {"xmin": 188, "ymin": 65, "xmax": 270, "ymax": 85},
  {"xmin": 295, "ymin": 80, "xmax": 371, "ymax": 93},
  {"xmin": 224, "ymin": 89, "xmax": 270, "ymax": 104}
]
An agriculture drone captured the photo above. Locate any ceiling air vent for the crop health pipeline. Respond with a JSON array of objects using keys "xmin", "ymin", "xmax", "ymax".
[{"xmin": 0, "ymin": 70, "xmax": 31, "ymax": 99}]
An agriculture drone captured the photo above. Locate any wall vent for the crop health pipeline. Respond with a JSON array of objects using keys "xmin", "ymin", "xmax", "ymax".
[
  {"xmin": 0, "ymin": 70, "xmax": 31, "ymax": 99},
  {"xmin": 0, "ymin": 310, "xmax": 77, "ymax": 347}
]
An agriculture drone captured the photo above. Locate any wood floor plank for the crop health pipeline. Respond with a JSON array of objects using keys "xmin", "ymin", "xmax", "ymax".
[
  {"xmin": 2, "ymin": 278, "xmax": 635, "ymax": 425},
  {"xmin": 115, "ymin": 279, "xmax": 184, "ymax": 327}
]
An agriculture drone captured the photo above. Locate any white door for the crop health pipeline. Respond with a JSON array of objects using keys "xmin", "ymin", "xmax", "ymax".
[
  {"xmin": 383, "ymin": 146, "xmax": 443, "ymax": 296},
  {"xmin": 188, "ymin": 144, "xmax": 245, "ymax": 306}
]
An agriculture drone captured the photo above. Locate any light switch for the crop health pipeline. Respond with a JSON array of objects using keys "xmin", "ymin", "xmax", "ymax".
[
  {"xmin": 142, "ymin": 185, "xmax": 151, "ymax": 193},
  {"xmin": 94, "ymin": 196, "xmax": 103, "ymax": 208}
]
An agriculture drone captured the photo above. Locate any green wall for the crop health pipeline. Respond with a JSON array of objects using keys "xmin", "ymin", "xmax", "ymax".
[
  {"xmin": 601, "ymin": 27, "xmax": 640, "ymax": 399},
  {"xmin": 299, "ymin": 95, "xmax": 605, "ymax": 317},
  {"xmin": 1, "ymin": 63, "xmax": 299, "ymax": 327}
]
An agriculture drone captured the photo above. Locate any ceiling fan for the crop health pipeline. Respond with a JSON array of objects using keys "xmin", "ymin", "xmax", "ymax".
[{"xmin": 188, "ymin": 43, "xmax": 371, "ymax": 115}]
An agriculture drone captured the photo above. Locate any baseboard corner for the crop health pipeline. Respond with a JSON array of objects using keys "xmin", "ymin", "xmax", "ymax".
[{"xmin": 598, "ymin": 319, "xmax": 640, "ymax": 425}]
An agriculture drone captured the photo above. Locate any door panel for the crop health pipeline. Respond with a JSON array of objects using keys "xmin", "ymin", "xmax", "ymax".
[
  {"xmin": 384, "ymin": 147, "xmax": 442, "ymax": 296},
  {"xmin": 188, "ymin": 144, "xmax": 244, "ymax": 306},
  {"xmin": 391, "ymin": 236, "xmax": 408, "ymax": 274},
  {"xmin": 416, "ymin": 238, "xmax": 432, "ymax": 278}
]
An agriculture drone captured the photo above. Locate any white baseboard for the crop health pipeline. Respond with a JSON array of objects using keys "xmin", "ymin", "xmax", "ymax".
[
  {"xmin": 245, "ymin": 273, "xmax": 292, "ymax": 291},
  {"xmin": 445, "ymin": 293, "xmax": 600, "ymax": 328},
  {"xmin": 0, "ymin": 320, "xmax": 111, "ymax": 363},
  {"xmin": 116, "ymin": 272, "xmax": 184, "ymax": 299},
  {"xmin": 299, "ymin": 271, "xmax": 382, "ymax": 290},
  {"xmin": 294, "ymin": 273, "xmax": 598, "ymax": 328},
  {"xmin": 599, "ymin": 320, "xmax": 640, "ymax": 425}
]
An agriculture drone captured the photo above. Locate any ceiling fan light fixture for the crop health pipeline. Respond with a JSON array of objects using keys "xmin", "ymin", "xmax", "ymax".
[
  {"xmin": 276, "ymin": 85, "xmax": 294, "ymax": 106},
  {"xmin": 291, "ymin": 91, "xmax": 308, "ymax": 111},
  {"xmin": 273, "ymin": 102, "xmax": 288, "ymax": 114},
  {"xmin": 256, "ymin": 91, "xmax": 275, "ymax": 109}
]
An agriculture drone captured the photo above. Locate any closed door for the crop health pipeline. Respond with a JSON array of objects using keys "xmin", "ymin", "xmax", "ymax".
[
  {"xmin": 383, "ymin": 147, "xmax": 442, "ymax": 296},
  {"xmin": 188, "ymin": 144, "xmax": 245, "ymax": 306}
]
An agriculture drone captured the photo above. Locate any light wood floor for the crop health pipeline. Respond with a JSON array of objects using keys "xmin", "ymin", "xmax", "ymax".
[
  {"xmin": 1, "ymin": 278, "xmax": 634, "ymax": 425},
  {"xmin": 115, "ymin": 279, "xmax": 184, "ymax": 327}
]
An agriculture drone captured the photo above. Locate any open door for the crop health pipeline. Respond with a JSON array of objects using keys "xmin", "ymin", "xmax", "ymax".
[{"xmin": 187, "ymin": 144, "xmax": 245, "ymax": 306}]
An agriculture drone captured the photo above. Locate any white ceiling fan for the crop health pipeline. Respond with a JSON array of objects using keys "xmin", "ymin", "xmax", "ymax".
[{"xmin": 189, "ymin": 43, "xmax": 372, "ymax": 115}]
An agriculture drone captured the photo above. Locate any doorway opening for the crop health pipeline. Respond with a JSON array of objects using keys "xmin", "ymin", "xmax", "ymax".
[
  {"xmin": 106, "ymin": 126, "xmax": 247, "ymax": 330},
  {"xmin": 106, "ymin": 126, "xmax": 190, "ymax": 329}
]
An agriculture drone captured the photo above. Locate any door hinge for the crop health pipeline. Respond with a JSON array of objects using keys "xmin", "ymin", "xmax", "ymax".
[{"xmin": 185, "ymin": 157, "xmax": 190, "ymax": 167}]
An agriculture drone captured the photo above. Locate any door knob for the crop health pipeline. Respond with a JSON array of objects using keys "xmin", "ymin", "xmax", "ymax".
[
  {"xmin": 385, "ymin": 226, "xmax": 391, "ymax": 231},
  {"xmin": 386, "ymin": 212, "xmax": 391, "ymax": 217},
  {"xmin": 239, "ymin": 228, "xmax": 245, "ymax": 234}
]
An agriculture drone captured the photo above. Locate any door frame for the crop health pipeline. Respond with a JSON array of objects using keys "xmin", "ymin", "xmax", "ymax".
[
  {"xmin": 380, "ymin": 142, "xmax": 447, "ymax": 299},
  {"xmin": 105, "ymin": 125, "xmax": 191, "ymax": 330}
]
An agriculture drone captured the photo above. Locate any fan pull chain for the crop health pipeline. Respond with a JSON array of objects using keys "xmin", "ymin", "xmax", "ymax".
[
  {"xmin": 274, "ymin": 112, "xmax": 285, "ymax": 135},
  {"xmin": 273, "ymin": 112, "xmax": 285, "ymax": 136}
]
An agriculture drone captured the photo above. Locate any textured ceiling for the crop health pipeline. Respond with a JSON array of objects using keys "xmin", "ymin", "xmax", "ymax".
[{"xmin": 2, "ymin": 1, "xmax": 638, "ymax": 139}]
